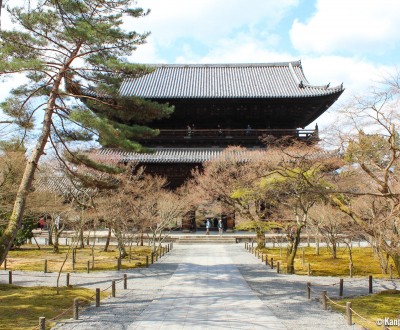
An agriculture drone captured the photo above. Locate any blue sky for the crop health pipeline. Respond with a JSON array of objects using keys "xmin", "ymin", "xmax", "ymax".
[{"xmin": 1, "ymin": 0, "xmax": 400, "ymax": 132}]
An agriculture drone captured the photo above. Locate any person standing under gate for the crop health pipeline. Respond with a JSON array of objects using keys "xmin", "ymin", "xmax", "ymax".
[
  {"xmin": 218, "ymin": 218, "xmax": 223, "ymax": 236},
  {"xmin": 206, "ymin": 218, "xmax": 211, "ymax": 235}
]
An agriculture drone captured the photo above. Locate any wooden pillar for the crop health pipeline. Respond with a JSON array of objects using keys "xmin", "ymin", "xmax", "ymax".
[{"xmin": 182, "ymin": 209, "xmax": 195, "ymax": 233}]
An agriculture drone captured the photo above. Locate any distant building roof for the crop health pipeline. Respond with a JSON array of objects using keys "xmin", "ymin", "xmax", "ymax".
[
  {"xmin": 119, "ymin": 61, "xmax": 343, "ymax": 99},
  {"xmin": 34, "ymin": 176, "xmax": 91, "ymax": 197}
]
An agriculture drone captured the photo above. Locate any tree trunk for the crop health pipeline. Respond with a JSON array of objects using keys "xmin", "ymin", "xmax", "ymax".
[
  {"xmin": 314, "ymin": 227, "xmax": 320, "ymax": 255},
  {"xmin": 256, "ymin": 229, "xmax": 265, "ymax": 249},
  {"xmin": 48, "ymin": 222, "xmax": 54, "ymax": 246},
  {"xmin": 0, "ymin": 0, "xmax": 3, "ymax": 31},
  {"xmin": 113, "ymin": 227, "xmax": 127, "ymax": 258},
  {"xmin": 348, "ymin": 246, "xmax": 354, "ymax": 278},
  {"xmin": 140, "ymin": 229, "xmax": 144, "ymax": 246},
  {"xmin": 392, "ymin": 254, "xmax": 400, "ymax": 276},
  {"xmin": 86, "ymin": 230, "xmax": 90, "ymax": 246},
  {"xmin": 78, "ymin": 227, "xmax": 84, "ymax": 248},
  {"xmin": 53, "ymin": 226, "xmax": 59, "ymax": 253},
  {"xmin": 103, "ymin": 227, "xmax": 112, "ymax": 252},
  {"xmin": 286, "ymin": 226, "xmax": 302, "ymax": 274},
  {"xmin": 0, "ymin": 72, "xmax": 63, "ymax": 266},
  {"xmin": 331, "ymin": 239, "xmax": 337, "ymax": 259}
]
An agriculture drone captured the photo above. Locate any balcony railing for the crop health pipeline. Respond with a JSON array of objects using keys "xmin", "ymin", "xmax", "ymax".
[{"xmin": 147, "ymin": 128, "xmax": 317, "ymax": 139}]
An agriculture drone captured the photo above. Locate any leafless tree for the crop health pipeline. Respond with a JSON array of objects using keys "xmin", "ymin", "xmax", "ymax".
[
  {"xmin": 327, "ymin": 74, "xmax": 400, "ymax": 275},
  {"xmin": 146, "ymin": 190, "xmax": 185, "ymax": 253},
  {"xmin": 309, "ymin": 203, "xmax": 353, "ymax": 259}
]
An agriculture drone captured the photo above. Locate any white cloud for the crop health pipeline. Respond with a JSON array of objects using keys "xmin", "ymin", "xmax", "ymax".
[
  {"xmin": 129, "ymin": 39, "xmax": 167, "ymax": 64},
  {"xmin": 133, "ymin": 0, "xmax": 299, "ymax": 47},
  {"xmin": 290, "ymin": 0, "xmax": 400, "ymax": 55},
  {"xmin": 301, "ymin": 56, "xmax": 395, "ymax": 129},
  {"xmin": 194, "ymin": 35, "xmax": 294, "ymax": 64},
  {"xmin": 301, "ymin": 56, "xmax": 389, "ymax": 95}
]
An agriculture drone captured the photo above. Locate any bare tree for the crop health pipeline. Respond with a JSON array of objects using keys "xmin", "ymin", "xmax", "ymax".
[
  {"xmin": 191, "ymin": 147, "xmax": 276, "ymax": 248},
  {"xmin": 27, "ymin": 190, "xmax": 69, "ymax": 253},
  {"xmin": 191, "ymin": 143, "xmax": 338, "ymax": 274},
  {"xmin": 146, "ymin": 190, "xmax": 185, "ymax": 253},
  {"xmin": 328, "ymin": 75, "xmax": 400, "ymax": 275},
  {"xmin": 309, "ymin": 203, "xmax": 353, "ymax": 259}
]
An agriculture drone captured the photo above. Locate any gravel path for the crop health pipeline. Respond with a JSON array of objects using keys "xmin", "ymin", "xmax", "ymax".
[{"xmin": 1, "ymin": 243, "xmax": 398, "ymax": 329}]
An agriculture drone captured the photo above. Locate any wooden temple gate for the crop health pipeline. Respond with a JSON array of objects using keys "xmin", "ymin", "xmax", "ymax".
[{"xmin": 98, "ymin": 61, "xmax": 343, "ymax": 232}]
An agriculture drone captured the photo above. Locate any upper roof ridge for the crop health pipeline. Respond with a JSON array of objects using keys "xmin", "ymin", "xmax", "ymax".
[{"xmin": 147, "ymin": 60, "xmax": 302, "ymax": 68}]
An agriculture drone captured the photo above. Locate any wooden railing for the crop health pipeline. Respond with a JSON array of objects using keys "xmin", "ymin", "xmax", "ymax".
[{"xmin": 149, "ymin": 128, "xmax": 317, "ymax": 139}]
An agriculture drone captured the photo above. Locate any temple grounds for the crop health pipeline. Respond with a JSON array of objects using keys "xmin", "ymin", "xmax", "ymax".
[{"xmin": 0, "ymin": 241, "xmax": 399, "ymax": 330}]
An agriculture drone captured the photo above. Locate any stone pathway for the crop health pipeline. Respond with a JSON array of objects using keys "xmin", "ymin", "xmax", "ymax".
[
  {"xmin": 3, "ymin": 243, "xmax": 396, "ymax": 329},
  {"xmin": 127, "ymin": 246, "xmax": 285, "ymax": 329},
  {"xmin": 51, "ymin": 244, "xmax": 286, "ymax": 329}
]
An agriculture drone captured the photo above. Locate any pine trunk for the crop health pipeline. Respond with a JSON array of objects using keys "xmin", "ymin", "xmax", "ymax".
[{"xmin": 0, "ymin": 73, "xmax": 63, "ymax": 266}]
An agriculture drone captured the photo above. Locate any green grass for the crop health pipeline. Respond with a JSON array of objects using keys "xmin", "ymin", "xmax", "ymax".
[
  {"xmin": 329, "ymin": 290, "xmax": 400, "ymax": 330},
  {"xmin": 0, "ymin": 284, "xmax": 108, "ymax": 330},
  {"xmin": 5, "ymin": 244, "xmax": 153, "ymax": 273},
  {"xmin": 259, "ymin": 246, "xmax": 397, "ymax": 278}
]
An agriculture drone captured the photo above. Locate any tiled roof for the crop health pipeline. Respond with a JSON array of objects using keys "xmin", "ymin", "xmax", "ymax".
[
  {"xmin": 34, "ymin": 176, "xmax": 91, "ymax": 196},
  {"xmin": 97, "ymin": 148, "xmax": 267, "ymax": 163},
  {"xmin": 97, "ymin": 147, "xmax": 335, "ymax": 164},
  {"xmin": 119, "ymin": 61, "xmax": 344, "ymax": 99}
]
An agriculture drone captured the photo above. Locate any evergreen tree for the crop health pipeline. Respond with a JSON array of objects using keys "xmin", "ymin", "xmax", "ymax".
[{"xmin": 0, "ymin": 0, "xmax": 173, "ymax": 265}]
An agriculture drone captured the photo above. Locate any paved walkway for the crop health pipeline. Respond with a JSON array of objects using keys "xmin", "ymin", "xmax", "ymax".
[
  {"xmin": 52, "ymin": 244, "xmax": 286, "ymax": 329},
  {"xmin": 3, "ymin": 243, "xmax": 397, "ymax": 329},
  {"xmin": 127, "ymin": 247, "xmax": 285, "ymax": 329}
]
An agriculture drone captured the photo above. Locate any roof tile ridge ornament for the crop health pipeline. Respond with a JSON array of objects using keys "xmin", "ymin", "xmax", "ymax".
[
  {"xmin": 288, "ymin": 61, "xmax": 344, "ymax": 92},
  {"xmin": 288, "ymin": 61, "xmax": 303, "ymax": 88}
]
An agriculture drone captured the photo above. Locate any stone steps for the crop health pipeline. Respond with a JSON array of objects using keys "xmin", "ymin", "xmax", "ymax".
[{"xmin": 176, "ymin": 236, "xmax": 237, "ymax": 244}]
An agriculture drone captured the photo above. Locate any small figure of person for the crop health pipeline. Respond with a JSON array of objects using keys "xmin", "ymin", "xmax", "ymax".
[
  {"xmin": 205, "ymin": 218, "xmax": 210, "ymax": 235},
  {"xmin": 246, "ymin": 124, "xmax": 252, "ymax": 135},
  {"xmin": 38, "ymin": 217, "xmax": 45, "ymax": 230},
  {"xmin": 217, "ymin": 125, "xmax": 223, "ymax": 136},
  {"xmin": 187, "ymin": 124, "xmax": 192, "ymax": 137},
  {"xmin": 218, "ymin": 219, "xmax": 223, "ymax": 236}
]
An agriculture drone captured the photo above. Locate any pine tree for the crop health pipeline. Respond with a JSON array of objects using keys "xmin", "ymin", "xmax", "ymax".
[{"xmin": 0, "ymin": 0, "xmax": 173, "ymax": 264}]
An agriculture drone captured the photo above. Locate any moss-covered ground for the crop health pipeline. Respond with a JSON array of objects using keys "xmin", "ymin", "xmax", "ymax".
[
  {"xmin": 0, "ymin": 284, "xmax": 108, "ymax": 330},
  {"xmin": 329, "ymin": 290, "xmax": 400, "ymax": 330},
  {"xmin": 5, "ymin": 244, "xmax": 153, "ymax": 272},
  {"xmin": 258, "ymin": 246, "xmax": 397, "ymax": 278},
  {"xmin": 0, "ymin": 244, "xmax": 153, "ymax": 329}
]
